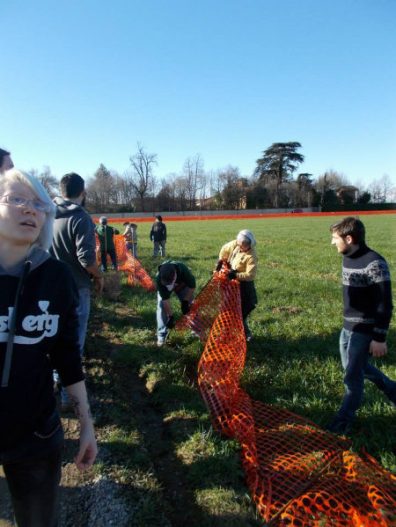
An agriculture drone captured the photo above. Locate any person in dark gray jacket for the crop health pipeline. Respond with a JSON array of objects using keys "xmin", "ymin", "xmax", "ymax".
[
  {"xmin": 50, "ymin": 173, "xmax": 103, "ymax": 408},
  {"xmin": 150, "ymin": 215, "xmax": 167, "ymax": 257}
]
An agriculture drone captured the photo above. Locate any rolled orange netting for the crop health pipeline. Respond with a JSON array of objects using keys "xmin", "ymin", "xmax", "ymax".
[
  {"xmin": 176, "ymin": 268, "xmax": 396, "ymax": 526},
  {"xmin": 95, "ymin": 234, "xmax": 155, "ymax": 292}
]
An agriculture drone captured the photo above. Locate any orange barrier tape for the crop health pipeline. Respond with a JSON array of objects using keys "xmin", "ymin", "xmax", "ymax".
[
  {"xmin": 177, "ymin": 270, "xmax": 396, "ymax": 526},
  {"xmin": 94, "ymin": 210, "xmax": 396, "ymax": 224},
  {"xmin": 95, "ymin": 234, "xmax": 155, "ymax": 292}
]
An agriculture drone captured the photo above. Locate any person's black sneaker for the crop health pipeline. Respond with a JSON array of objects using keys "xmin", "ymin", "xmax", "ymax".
[{"xmin": 325, "ymin": 418, "xmax": 352, "ymax": 435}]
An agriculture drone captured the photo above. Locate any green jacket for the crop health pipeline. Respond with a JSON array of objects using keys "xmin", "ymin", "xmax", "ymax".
[
  {"xmin": 156, "ymin": 260, "xmax": 196, "ymax": 300},
  {"xmin": 96, "ymin": 224, "xmax": 118, "ymax": 252}
]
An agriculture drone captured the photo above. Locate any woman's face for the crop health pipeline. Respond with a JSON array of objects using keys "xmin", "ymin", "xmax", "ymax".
[
  {"xmin": 0, "ymin": 180, "xmax": 46, "ymax": 247},
  {"xmin": 237, "ymin": 241, "xmax": 250, "ymax": 253}
]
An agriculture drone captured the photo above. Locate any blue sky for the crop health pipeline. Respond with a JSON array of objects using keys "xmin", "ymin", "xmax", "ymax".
[{"xmin": 1, "ymin": 0, "xmax": 395, "ymax": 189}]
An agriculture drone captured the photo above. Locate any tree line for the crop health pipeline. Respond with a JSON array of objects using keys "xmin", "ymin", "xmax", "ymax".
[{"xmin": 30, "ymin": 142, "xmax": 395, "ymax": 213}]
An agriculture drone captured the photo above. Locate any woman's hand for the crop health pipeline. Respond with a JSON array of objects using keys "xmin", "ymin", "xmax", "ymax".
[
  {"xmin": 65, "ymin": 381, "xmax": 98, "ymax": 471},
  {"xmin": 74, "ymin": 420, "xmax": 97, "ymax": 471}
]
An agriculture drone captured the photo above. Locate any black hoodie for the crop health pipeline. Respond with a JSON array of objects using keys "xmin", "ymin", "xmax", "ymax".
[{"xmin": 0, "ymin": 248, "xmax": 84, "ymax": 452}]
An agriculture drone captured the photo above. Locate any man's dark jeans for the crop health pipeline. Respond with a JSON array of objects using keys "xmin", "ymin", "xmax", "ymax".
[
  {"xmin": 336, "ymin": 328, "xmax": 396, "ymax": 424},
  {"xmin": 3, "ymin": 447, "xmax": 62, "ymax": 527}
]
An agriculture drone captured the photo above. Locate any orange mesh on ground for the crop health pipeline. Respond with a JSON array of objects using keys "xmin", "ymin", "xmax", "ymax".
[
  {"xmin": 95, "ymin": 235, "xmax": 155, "ymax": 292},
  {"xmin": 177, "ymin": 271, "xmax": 396, "ymax": 526}
]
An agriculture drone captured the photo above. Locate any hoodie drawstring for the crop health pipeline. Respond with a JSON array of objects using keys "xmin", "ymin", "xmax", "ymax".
[{"xmin": 1, "ymin": 260, "xmax": 32, "ymax": 388}]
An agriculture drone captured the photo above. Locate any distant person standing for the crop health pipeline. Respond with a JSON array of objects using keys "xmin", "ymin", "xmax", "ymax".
[
  {"xmin": 123, "ymin": 221, "xmax": 138, "ymax": 258},
  {"xmin": 0, "ymin": 148, "xmax": 14, "ymax": 173},
  {"xmin": 327, "ymin": 216, "xmax": 395, "ymax": 435},
  {"xmin": 150, "ymin": 215, "xmax": 167, "ymax": 257},
  {"xmin": 96, "ymin": 216, "xmax": 119, "ymax": 271}
]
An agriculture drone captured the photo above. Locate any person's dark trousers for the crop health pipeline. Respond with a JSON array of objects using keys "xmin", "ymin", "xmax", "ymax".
[
  {"xmin": 240, "ymin": 281, "xmax": 257, "ymax": 339},
  {"xmin": 3, "ymin": 448, "xmax": 62, "ymax": 527},
  {"xmin": 109, "ymin": 248, "xmax": 117, "ymax": 269},
  {"xmin": 100, "ymin": 249, "xmax": 108, "ymax": 271},
  {"xmin": 101, "ymin": 249, "xmax": 117, "ymax": 271}
]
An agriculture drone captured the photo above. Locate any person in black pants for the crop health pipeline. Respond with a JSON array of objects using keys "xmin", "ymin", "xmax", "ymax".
[
  {"xmin": 96, "ymin": 216, "xmax": 119, "ymax": 271},
  {"xmin": 150, "ymin": 215, "xmax": 167, "ymax": 257},
  {"xmin": 0, "ymin": 169, "xmax": 97, "ymax": 526}
]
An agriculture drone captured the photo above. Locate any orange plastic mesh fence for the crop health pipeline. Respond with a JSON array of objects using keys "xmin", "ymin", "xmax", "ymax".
[
  {"xmin": 175, "ymin": 266, "xmax": 240, "ymax": 344},
  {"xmin": 177, "ymin": 270, "xmax": 396, "ymax": 526},
  {"xmin": 95, "ymin": 235, "xmax": 155, "ymax": 292}
]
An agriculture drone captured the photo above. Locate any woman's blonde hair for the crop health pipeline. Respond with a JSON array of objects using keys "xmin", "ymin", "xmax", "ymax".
[{"xmin": 0, "ymin": 169, "xmax": 56, "ymax": 250}]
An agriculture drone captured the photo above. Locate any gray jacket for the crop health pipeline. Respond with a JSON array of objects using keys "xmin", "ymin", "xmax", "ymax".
[{"xmin": 50, "ymin": 197, "xmax": 97, "ymax": 289}]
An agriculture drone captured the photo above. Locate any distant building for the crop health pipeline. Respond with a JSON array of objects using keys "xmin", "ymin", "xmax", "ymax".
[
  {"xmin": 196, "ymin": 196, "xmax": 216, "ymax": 209},
  {"xmin": 336, "ymin": 185, "xmax": 359, "ymax": 204}
]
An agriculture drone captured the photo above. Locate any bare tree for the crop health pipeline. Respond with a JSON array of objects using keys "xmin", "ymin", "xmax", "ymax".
[
  {"xmin": 368, "ymin": 174, "xmax": 395, "ymax": 203},
  {"xmin": 129, "ymin": 143, "xmax": 157, "ymax": 211},
  {"xmin": 29, "ymin": 166, "xmax": 59, "ymax": 197},
  {"xmin": 314, "ymin": 170, "xmax": 349, "ymax": 206},
  {"xmin": 114, "ymin": 173, "xmax": 135, "ymax": 211},
  {"xmin": 315, "ymin": 170, "xmax": 349, "ymax": 193},
  {"xmin": 217, "ymin": 166, "xmax": 247, "ymax": 210},
  {"xmin": 197, "ymin": 170, "xmax": 209, "ymax": 209},
  {"xmin": 119, "ymin": 174, "xmax": 133, "ymax": 206},
  {"xmin": 86, "ymin": 164, "xmax": 116, "ymax": 212},
  {"xmin": 183, "ymin": 154, "xmax": 204, "ymax": 210},
  {"xmin": 156, "ymin": 177, "xmax": 175, "ymax": 212},
  {"xmin": 173, "ymin": 175, "xmax": 188, "ymax": 211}
]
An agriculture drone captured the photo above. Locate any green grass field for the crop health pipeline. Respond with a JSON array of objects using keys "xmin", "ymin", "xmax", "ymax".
[{"xmin": 88, "ymin": 214, "xmax": 396, "ymax": 526}]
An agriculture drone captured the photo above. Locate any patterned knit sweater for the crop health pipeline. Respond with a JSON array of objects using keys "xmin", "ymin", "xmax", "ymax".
[{"xmin": 342, "ymin": 244, "xmax": 393, "ymax": 342}]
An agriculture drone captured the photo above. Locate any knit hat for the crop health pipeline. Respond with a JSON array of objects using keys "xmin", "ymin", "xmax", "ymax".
[
  {"xmin": 237, "ymin": 229, "xmax": 256, "ymax": 247},
  {"xmin": 159, "ymin": 263, "xmax": 176, "ymax": 284}
]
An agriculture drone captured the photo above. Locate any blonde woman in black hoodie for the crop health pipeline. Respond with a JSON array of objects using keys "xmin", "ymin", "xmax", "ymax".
[{"xmin": 0, "ymin": 169, "xmax": 97, "ymax": 526}]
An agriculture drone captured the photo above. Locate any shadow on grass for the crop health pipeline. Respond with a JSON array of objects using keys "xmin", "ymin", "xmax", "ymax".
[
  {"xmin": 244, "ymin": 328, "xmax": 396, "ymax": 459},
  {"xmin": 84, "ymin": 324, "xmax": 261, "ymax": 527}
]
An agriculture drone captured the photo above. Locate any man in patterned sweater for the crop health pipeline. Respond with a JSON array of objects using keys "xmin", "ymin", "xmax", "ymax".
[{"xmin": 327, "ymin": 216, "xmax": 395, "ymax": 434}]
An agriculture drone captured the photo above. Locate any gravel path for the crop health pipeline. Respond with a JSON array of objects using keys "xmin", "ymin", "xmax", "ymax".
[{"xmin": 0, "ymin": 418, "xmax": 131, "ymax": 527}]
